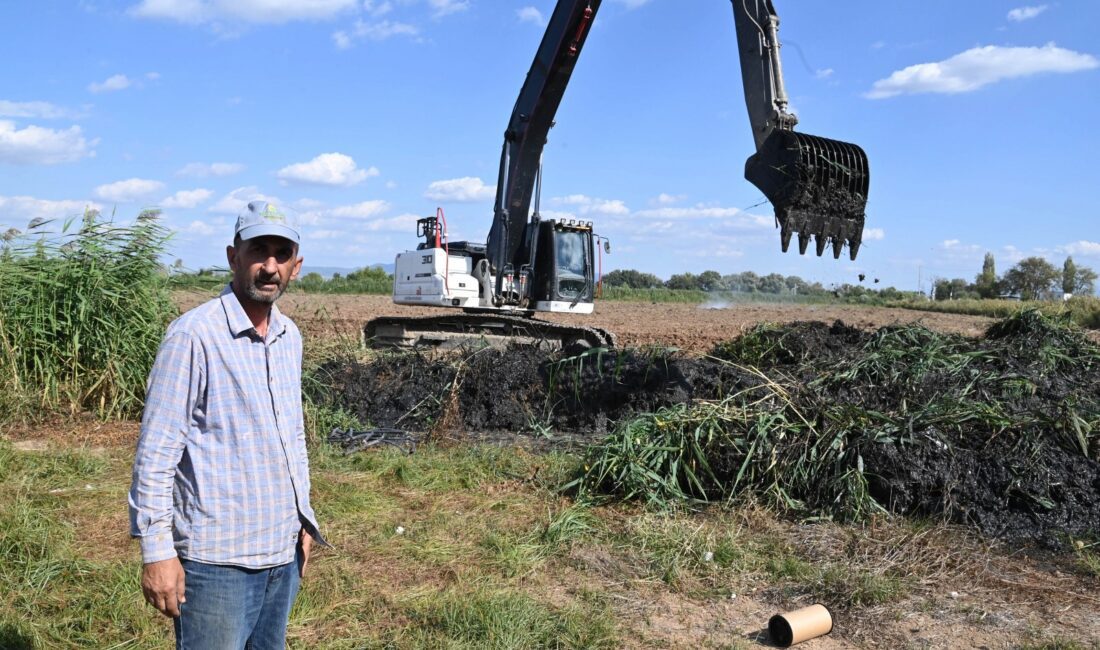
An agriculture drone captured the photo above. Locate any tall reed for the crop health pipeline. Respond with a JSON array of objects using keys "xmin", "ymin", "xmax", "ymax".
[{"xmin": 0, "ymin": 209, "xmax": 175, "ymax": 421}]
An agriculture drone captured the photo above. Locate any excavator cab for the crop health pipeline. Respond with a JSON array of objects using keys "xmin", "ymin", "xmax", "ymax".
[{"xmin": 746, "ymin": 129, "xmax": 869, "ymax": 260}]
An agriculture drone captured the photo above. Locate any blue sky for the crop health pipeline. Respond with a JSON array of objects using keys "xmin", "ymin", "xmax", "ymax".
[{"xmin": 2, "ymin": 0, "xmax": 1098, "ymax": 292}]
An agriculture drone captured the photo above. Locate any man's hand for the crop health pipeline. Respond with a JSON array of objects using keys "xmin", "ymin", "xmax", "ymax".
[
  {"xmin": 141, "ymin": 557, "xmax": 186, "ymax": 618},
  {"xmin": 298, "ymin": 528, "xmax": 313, "ymax": 578}
]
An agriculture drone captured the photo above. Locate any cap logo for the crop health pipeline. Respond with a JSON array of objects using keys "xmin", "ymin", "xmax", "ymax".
[{"xmin": 261, "ymin": 204, "xmax": 286, "ymax": 223}]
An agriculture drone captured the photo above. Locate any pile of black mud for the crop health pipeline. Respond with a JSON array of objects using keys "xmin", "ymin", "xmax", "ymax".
[
  {"xmin": 319, "ymin": 310, "xmax": 1100, "ymax": 545},
  {"xmin": 322, "ymin": 345, "xmax": 759, "ymax": 440}
]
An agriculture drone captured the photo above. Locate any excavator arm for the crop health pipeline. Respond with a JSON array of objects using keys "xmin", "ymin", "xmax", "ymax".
[
  {"xmin": 485, "ymin": 0, "xmax": 601, "ymax": 298},
  {"xmin": 731, "ymin": 0, "xmax": 869, "ymax": 259},
  {"xmin": 486, "ymin": 0, "xmax": 868, "ymax": 272}
]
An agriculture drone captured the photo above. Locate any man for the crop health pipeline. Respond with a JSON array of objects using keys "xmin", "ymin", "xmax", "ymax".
[{"xmin": 129, "ymin": 200, "xmax": 325, "ymax": 649}]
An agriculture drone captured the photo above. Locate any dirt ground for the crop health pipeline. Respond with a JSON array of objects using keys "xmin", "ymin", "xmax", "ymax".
[{"xmin": 174, "ymin": 291, "xmax": 1001, "ymax": 354}]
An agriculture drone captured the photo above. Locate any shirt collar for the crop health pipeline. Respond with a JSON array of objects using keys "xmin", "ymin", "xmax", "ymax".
[{"xmin": 219, "ymin": 284, "xmax": 287, "ymax": 339}]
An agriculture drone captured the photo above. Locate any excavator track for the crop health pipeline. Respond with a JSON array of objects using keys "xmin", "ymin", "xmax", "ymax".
[{"xmin": 365, "ymin": 313, "xmax": 616, "ymax": 352}]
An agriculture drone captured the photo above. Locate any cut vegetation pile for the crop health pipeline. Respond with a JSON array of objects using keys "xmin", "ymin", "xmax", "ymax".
[{"xmin": 321, "ymin": 310, "xmax": 1100, "ymax": 544}]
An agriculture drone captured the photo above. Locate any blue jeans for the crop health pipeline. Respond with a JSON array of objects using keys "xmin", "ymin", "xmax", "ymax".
[{"xmin": 174, "ymin": 554, "xmax": 301, "ymax": 650}]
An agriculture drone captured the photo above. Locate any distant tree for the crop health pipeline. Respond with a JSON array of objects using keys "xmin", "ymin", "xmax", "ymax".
[
  {"xmin": 1063, "ymin": 257, "xmax": 1078, "ymax": 295},
  {"xmin": 975, "ymin": 252, "xmax": 998, "ymax": 298},
  {"xmin": 300, "ymin": 272, "xmax": 324, "ymax": 284},
  {"xmin": 1003, "ymin": 257, "xmax": 1060, "ymax": 300},
  {"xmin": 933, "ymin": 278, "xmax": 971, "ymax": 301},
  {"xmin": 758, "ymin": 273, "xmax": 786, "ymax": 294},
  {"xmin": 1074, "ymin": 266, "xmax": 1098, "ymax": 295},
  {"xmin": 602, "ymin": 268, "xmax": 663, "ymax": 289},
  {"xmin": 724, "ymin": 271, "xmax": 759, "ymax": 293},
  {"xmin": 878, "ymin": 286, "xmax": 904, "ymax": 301},
  {"xmin": 697, "ymin": 270, "xmax": 725, "ymax": 292},
  {"xmin": 666, "ymin": 272, "xmax": 699, "ymax": 291}
]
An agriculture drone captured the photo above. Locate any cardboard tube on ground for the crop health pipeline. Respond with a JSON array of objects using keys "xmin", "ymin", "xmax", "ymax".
[{"xmin": 768, "ymin": 604, "xmax": 833, "ymax": 647}]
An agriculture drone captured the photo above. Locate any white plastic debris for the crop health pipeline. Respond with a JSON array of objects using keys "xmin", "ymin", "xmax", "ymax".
[
  {"xmin": 703, "ymin": 551, "xmax": 714, "ymax": 562},
  {"xmin": 395, "ymin": 526, "xmax": 405, "ymax": 535}
]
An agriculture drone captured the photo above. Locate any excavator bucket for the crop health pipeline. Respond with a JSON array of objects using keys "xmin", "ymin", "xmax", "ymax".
[{"xmin": 745, "ymin": 129, "xmax": 869, "ymax": 260}]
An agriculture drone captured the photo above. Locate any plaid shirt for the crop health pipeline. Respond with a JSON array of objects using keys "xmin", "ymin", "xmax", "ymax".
[{"xmin": 129, "ymin": 286, "xmax": 323, "ymax": 568}]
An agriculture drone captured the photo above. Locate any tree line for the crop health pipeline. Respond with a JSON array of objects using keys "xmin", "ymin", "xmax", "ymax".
[
  {"xmin": 935, "ymin": 254, "xmax": 1097, "ymax": 301},
  {"xmin": 600, "ymin": 268, "xmax": 913, "ymax": 300}
]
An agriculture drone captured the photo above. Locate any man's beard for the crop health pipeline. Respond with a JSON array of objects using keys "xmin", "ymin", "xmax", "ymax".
[{"xmin": 245, "ymin": 276, "xmax": 286, "ymax": 303}]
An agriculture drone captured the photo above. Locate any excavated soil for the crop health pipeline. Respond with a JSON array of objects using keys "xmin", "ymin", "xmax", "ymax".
[{"xmin": 311, "ymin": 306, "xmax": 1100, "ymax": 546}]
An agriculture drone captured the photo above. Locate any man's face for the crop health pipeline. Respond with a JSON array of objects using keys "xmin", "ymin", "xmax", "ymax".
[{"xmin": 226, "ymin": 235, "xmax": 303, "ymax": 304}]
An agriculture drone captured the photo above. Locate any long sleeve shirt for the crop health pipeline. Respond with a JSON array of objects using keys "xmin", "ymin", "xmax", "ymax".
[{"xmin": 128, "ymin": 286, "xmax": 323, "ymax": 568}]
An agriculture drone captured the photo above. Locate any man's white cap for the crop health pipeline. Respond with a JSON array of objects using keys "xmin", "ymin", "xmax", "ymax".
[{"xmin": 234, "ymin": 201, "xmax": 300, "ymax": 244}]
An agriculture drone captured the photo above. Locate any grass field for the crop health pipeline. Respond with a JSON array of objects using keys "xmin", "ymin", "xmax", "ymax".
[{"xmin": 2, "ymin": 424, "xmax": 1099, "ymax": 648}]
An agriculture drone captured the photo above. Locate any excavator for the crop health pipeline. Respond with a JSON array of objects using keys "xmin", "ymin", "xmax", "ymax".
[{"xmin": 366, "ymin": 0, "xmax": 869, "ymax": 350}]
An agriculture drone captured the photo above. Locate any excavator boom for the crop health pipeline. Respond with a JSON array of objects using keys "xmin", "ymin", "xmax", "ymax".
[{"xmin": 731, "ymin": 0, "xmax": 869, "ymax": 260}]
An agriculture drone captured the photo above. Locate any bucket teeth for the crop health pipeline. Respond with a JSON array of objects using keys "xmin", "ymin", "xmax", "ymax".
[
  {"xmin": 744, "ymin": 129, "xmax": 870, "ymax": 261},
  {"xmin": 798, "ymin": 232, "xmax": 810, "ymax": 255}
]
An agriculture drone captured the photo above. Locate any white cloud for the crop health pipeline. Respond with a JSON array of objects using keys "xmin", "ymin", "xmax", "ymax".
[
  {"xmin": 0, "ymin": 100, "xmax": 75, "ymax": 120},
  {"xmin": 145, "ymin": 71, "xmax": 161, "ymax": 80},
  {"xmin": 866, "ymin": 43, "xmax": 1099, "ymax": 99},
  {"xmin": 333, "ymin": 19, "xmax": 418, "ymax": 48},
  {"xmin": 632, "ymin": 205, "xmax": 771, "ymax": 229},
  {"xmin": 517, "ymin": 6, "xmax": 543, "ymax": 25},
  {"xmin": 94, "ymin": 178, "xmax": 166, "ymax": 203},
  {"xmin": 276, "ymin": 152, "xmax": 378, "ymax": 187},
  {"xmin": 293, "ymin": 197, "xmax": 326, "ymax": 211},
  {"xmin": 815, "ymin": 68, "xmax": 835, "ymax": 79},
  {"xmin": 181, "ymin": 219, "xmax": 216, "ymax": 236},
  {"xmin": 362, "ymin": 213, "xmax": 419, "ymax": 232},
  {"xmin": 428, "ymin": 0, "xmax": 468, "ymax": 18},
  {"xmin": 161, "ymin": 188, "xmax": 213, "ymax": 209},
  {"xmin": 1063, "ymin": 240, "xmax": 1100, "ymax": 257},
  {"xmin": 0, "ymin": 121, "xmax": 96, "ymax": 165},
  {"xmin": 129, "ymin": 0, "xmax": 358, "ymax": 24},
  {"xmin": 307, "ymin": 229, "xmax": 344, "ymax": 240},
  {"xmin": 653, "ymin": 193, "xmax": 684, "ymax": 206},
  {"xmin": 551, "ymin": 194, "xmax": 630, "ymax": 216},
  {"xmin": 612, "ymin": 0, "xmax": 652, "ymax": 9},
  {"xmin": 88, "ymin": 74, "xmax": 132, "ymax": 93},
  {"xmin": 329, "ymin": 200, "xmax": 390, "ymax": 219},
  {"xmin": 208, "ymin": 186, "xmax": 280, "ymax": 214},
  {"xmin": 425, "ymin": 176, "xmax": 495, "ymax": 202},
  {"xmin": 177, "ymin": 161, "xmax": 245, "ymax": 177},
  {"xmin": 1008, "ymin": 5, "xmax": 1047, "ymax": 22},
  {"xmin": 362, "ymin": 1, "xmax": 392, "ymax": 16},
  {"xmin": 863, "ymin": 227, "xmax": 885, "ymax": 241},
  {"xmin": 0, "ymin": 195, "xmax": 102, "ymax": 226},
  {"xmin": 942, "ymin": 239, "xmax": 961, "ymax": 247}
]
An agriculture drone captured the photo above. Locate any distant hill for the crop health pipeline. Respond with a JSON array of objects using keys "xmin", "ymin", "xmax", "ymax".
[{"xmin": 300, "ymin": 263, "xmax": 394, "ymax": 279}]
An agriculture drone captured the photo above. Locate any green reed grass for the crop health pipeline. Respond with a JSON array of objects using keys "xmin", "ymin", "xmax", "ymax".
[{"xmin": 0, "ymin": 209, "xmax": 175, "ymax": 421}]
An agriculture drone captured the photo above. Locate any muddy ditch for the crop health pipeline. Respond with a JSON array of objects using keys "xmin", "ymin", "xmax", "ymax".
[{"xmin": 316, "ymin": 310, "xmax": 1100, "ymax": 545}]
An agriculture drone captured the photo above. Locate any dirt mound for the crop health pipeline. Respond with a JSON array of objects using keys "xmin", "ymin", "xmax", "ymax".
[
  {"xmin": 325, "ymin": 347, "xmax": 758, "ymax": 438},
  {"xmin": 321, "ymin": 311, "xmax": 1100, "ymax": 545}
]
